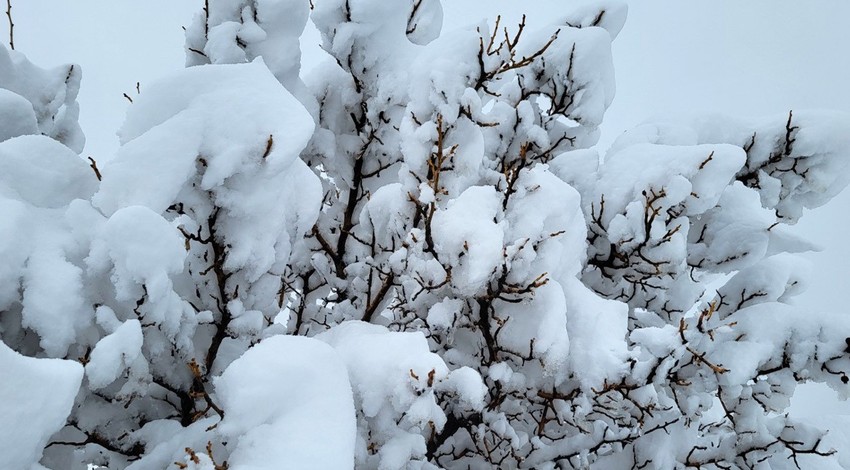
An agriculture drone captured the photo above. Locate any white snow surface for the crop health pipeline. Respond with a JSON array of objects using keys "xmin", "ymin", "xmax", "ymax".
[
  {"xmin": 85, "ymin": 319, "xmax": 144, "ymax": 390},
  {"xmin": 0, "ymin": 88, "xmax": 38, "ymax": 142},
  {"xmin": 431, "ymin": 185, "xmax": 503, "ymax": 297},
  {"xmin": 185, "ymin": 0, "xmax": 313, "ymax": 105},
  {"xmin": 215, "ymin": 335, "xmax": 356, "ymax": 469},
  {"xmin": 0, "ymin": 46, "xmax": 85, "ymax": 153},
  {"xmin": 317, "ymin": 321, "xmax": 485, "ymax": 469},
  {"xmin": 94, "ymin": 58, "xmax": 321, "ymax": 283},
  {"xmin": 0, "ymin": 340, "xmax": 83, "ymax": 470},
  {"xmin": 86, "ymin": 206, "xmax": 190, "ymax": 340},
  {"xmin": 0, "ymin": 135, "xmax": 97, "ymax": 209},
  {"xmin": 318, "ymin": 321, "xmax": 450, "ymax": 419},
  {"xmin": 0, "ymin": 134, "xmax": 97, "ymax": 357},
  {"xmin": 97, "ymin": 58, "xmax": 313, "ymax": 214}
]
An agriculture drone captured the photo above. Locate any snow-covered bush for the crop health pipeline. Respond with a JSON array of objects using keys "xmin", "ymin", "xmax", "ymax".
[{"xmin": 3, "ymin": 1, "xmax": 850, "ymax": 468}]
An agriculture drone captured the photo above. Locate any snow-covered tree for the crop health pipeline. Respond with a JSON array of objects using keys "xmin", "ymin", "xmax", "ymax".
[{"xmin": 3, "ymin": 1, "xmax": 850, "ymax": 469}]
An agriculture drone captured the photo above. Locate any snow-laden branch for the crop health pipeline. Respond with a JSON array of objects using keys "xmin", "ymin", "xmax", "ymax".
[{"xmin": 2, "ymin": 0, "xmax": 850, "ymax": 468}]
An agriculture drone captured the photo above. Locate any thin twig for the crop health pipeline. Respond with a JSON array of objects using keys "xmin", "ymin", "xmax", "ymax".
[
  {"xmin": 5, "ymin": 0, "xmax": 13, "ymax": 50},
  {"xmin": 87, "ymin": 156, "xmax": 102, "ymax": 181}
]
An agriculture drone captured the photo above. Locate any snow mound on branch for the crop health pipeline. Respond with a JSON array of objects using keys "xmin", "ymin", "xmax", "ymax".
[
  {"xmin": 115, "ymin": 58, "xmax": 308, "ymax": 151},
  {"xmin": 85, "ymin": 319, "xmax": 144, "ymax": 390},
  {"xmin": 94, "ymin": 59, "xmax": 320, "ymax": 282},
  {"xmin": 185, "ymin": 0, "xmax": 313, "ymax": 103},
  {"xmin": 557, "ymin": 0, "xmax": 628, "ymax": 39},
  {"xmin": 695, "ymin": 111, "xmax": 850, "ymax": 222},
  {"xmin": 0, "ymin": 135, "xmax": 97, "ymax": 357},
  {"xmin": 124, "ymin": 418, "xmax": 220, "ymax": 470},
  {"xmin": 317, "ymin": 321, "xmax": 486, "ymax": 469},
  {"xmin": 562, "ymin": 276, "xmax": 629, "ymax": 388},
  {"xmin": 87, "ymin": 206, "xmax": 189, "ymax": 338},
  {"xmin": 102, "ymin": 59, "xmax": 312, "ymax": 206},
  {"xmin": 687, "ymin": 180, "xmax": 776, "ymax": 272},
  {"xmin": 88, "ymin": 206, "xmax": 185, "ymax": 302},
  {"xmin": 517, "ymin": 23, "xmax": 617, "ymax": 130},
  {"xmin": 318, "ymin": 321, "xmax": 450, "ymax": 419},
  {"xmin": 432, "ymin": 185, "xmax": 503, "ymax": 297},
  {"xmin": 215, "ymin": 335, "xmax": 356, "ymax": 470},
  {"xmin": 313, "ymin": 0, "xmax": 413, "ymax": 57},
  {"xmin": 0, "ymin": 340, "xmax": 83, "ymax": 470},
  {"xmin": 599, "ymin": 143, "xmax": 746, "ymax": 221},
  {"xmin": 495, "ymin": 282, "xmax": 571, "ymax": 376},
  {"xmin": 0, "ymin": 135, "xmax": 97, "ymax": 208},
  {"xmin": 0, "ymin": 46, "xmax": 84, "ymax": 152},
  {"xmin": 0, "ymin": 88, "xmax": 38, "ymax": 142},
  {"xmin": 20, "ymin": 247, "xmax": 89, "ymax": 357},
  {"xmin": 621, "ymin": 111, "xmax": 850, "ymax": 222},
  {"xmin": 503, "ymin": 165, "xmax": 587, "ymax": 281},
  {"xmin": 405, "ymin": 0, "xmax": 443, "ymax": 45}
]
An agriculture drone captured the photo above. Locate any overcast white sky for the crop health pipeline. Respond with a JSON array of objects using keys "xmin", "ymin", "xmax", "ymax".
[{"xmin": 4, "ymin": 0, "xmax": 849, "ymax": 414}]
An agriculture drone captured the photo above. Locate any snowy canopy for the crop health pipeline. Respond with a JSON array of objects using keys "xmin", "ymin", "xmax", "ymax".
[{"xmin": 3, "ymin": 0, "xmax": 850, "ymax": 468}]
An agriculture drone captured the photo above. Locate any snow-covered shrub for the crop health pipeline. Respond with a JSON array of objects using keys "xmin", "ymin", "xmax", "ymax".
[{"xmin": 3, "ymin": 0, "xmax": 850, "ymax": 468}]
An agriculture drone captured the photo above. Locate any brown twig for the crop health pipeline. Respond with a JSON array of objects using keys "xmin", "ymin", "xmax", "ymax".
[
  {"xmin": 686, "ymin": 346, "xmax": 729, "ymax": 374},
  {"xmin": 698, "ymin": 151, "xmax": 714, "ymax": 170},
  {"xmin": 87, "ymin": 156, "xmax": 102, "ymax": 181},
  {"xmin": 261, "ymin": 134, "xmax": 274, "ymax": 159},
  {"xmin": 363, "ymin": 273, "xmax": 394, "ymax": 322}
]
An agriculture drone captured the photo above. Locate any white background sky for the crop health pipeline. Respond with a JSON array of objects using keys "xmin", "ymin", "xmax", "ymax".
[{"xmin": 4, "ymin": 0, "xmax": 849, "ymax": 415}]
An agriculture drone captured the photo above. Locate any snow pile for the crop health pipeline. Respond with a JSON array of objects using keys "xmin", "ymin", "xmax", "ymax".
[
  {"xmin": 0, "ymin": 87, "xmax": 38, "ymax": 142},
  {"xmin": 87, "ymin": 207, "xmax": 188, "ymax": 337},
  {"xmin": 431, "ymin": 186, "xmax": 503, "ymax": 297},
  {"xmin": 0, "ymin": 135, "xmax": 98, "ymax": 358},
  {"xmin": 85, "ymin": 319, "xmax": 145, "ymax": 391},
  {"xmin": 318, "ymin": 321, "xmax": 485, "ymax": 469},
  {"xmin": 0, "ymin": 340, "xmax": 83, "ymax": 470},
  {"xmin": 0, "ymin": 46, "xmax": 84, "ymax": 152},
  {"xmin": 215, "ymin": 335, "xmax": 356, "ymax": 469},
  {"xmin": 185, "ymin": 0, "xmax": 313, "ymax": 106},
  {"xmin": 0, "ymin": 135, "xmax": 97, "ymax": 208},
  {"xmin": 96, "ymin": 59, "xmax": 320, "ymax": 283},
  {"xmin": 0, "ymin": 134, "xmax": 98, "ymax": 361}
]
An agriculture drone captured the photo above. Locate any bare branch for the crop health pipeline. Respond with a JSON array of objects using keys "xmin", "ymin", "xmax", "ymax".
[{"xmin": 5, "ymin": 0, "xmax": 13, "ymax": 50}]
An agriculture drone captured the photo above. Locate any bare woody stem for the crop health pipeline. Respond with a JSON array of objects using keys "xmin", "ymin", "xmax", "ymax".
[
  {"xmin": 203, "ymin": 0, "xmax": 209, "ymax": 38},
  {"xmin": 5, "ymin": 0, "xmax": 13, "ymax": 50}
]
